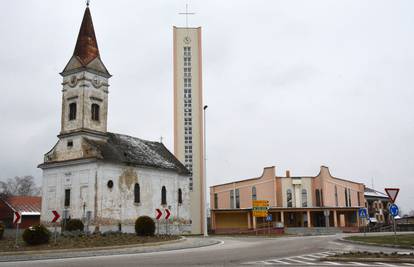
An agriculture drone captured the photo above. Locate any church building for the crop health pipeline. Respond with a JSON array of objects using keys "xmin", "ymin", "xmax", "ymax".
[{"xmin": 38, "ymin": 5, "xmax": 191, "ymax": 233}]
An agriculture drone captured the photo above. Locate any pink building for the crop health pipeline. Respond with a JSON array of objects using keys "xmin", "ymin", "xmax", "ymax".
[{"xmin": 210, "ymin": 166, "xmax": 365, "ymax": 233}]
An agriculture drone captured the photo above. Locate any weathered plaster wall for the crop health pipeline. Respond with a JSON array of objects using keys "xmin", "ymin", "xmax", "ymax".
[{"xmin": 41, "ymin": 162, "xmax": 191, "ymax": 234}]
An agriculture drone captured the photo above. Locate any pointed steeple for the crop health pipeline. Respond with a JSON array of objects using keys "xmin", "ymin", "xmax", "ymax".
[
  {"xmin": 61, "ymin": 5, "xmax": 110, "ymax": 77},
  {"xmin": 73, "ymin": 6, "xmax": 99, "ymax": 65}
]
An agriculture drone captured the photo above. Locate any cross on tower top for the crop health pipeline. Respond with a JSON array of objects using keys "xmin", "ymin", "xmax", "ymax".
[
  {"xmin": 178, "ymin": 3, "xmax": 195, "ymax": 28},
  {"xmin": 86, "ymin": 0, "xmax": 90, "ymax": 7}
]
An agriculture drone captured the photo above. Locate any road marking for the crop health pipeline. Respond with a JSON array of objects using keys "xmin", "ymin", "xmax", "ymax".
[
  {"xmin": 374, "ymin": 263, "xmax": 398, "ymax": 267},
  {"xmin": 403, "ymin": 264, "xmax": 414, "ymax": 266},
  {"xmin": 267, "ymin": 259, "xmax": 291, "ymax": 264},
  {"xmin": 322, "ymin": 261, "xmax": 341, "ymax": 265},
  {"xmin": 349, "ymin": 262, "xmax": 369, "ymax": 266},
  {"xmin": 296, "ymin": 256, "xmax": 317, "ymax": 261},
  {"xmin": 284, "ymin": 258, "xmax": 316, "ymax": 265},
  {"xmin": 305, "ymin": 254, "xmax": 323, "ymax": 258}
]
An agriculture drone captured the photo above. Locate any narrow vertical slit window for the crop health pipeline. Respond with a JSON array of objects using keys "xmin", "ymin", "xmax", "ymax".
[
  {"xmin": 64, "ymin": 188, "xmax": 71, "ymax": 207},
  {"xmin": 69, "ymin": 103, "xmax": 77, "ymax": 120},
  {"xmin": 161, "ymin": 186, "xmax": 167, "ymax": 205},
  {"xmin": 134, "ymin": 183, "xmax": 140, "ymax": 204},
  {"xmin": 178, "ymin": 188, "xmax": 183, "ymax": 204},
  {"xmin": 287, "ymin": 189, "xmax": 292, "ymax": 207}
]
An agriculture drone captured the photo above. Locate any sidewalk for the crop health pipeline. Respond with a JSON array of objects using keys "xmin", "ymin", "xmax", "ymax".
[{"xmin": 0, "ymin": 237, "xmax": 221, "ymax": 262}]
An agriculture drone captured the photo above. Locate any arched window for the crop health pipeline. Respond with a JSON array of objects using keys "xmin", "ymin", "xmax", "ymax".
[
  {"xmin": 344, "ymin": 188, "xmax": 348, "ymax": 207},
  {"xmin": 178, "ymin": 188, "xmax": 183, "ymax": 204},
  {"xmin": 301, "ymin": 189, "xmax": 307, "ymax": 207},
  {"xmin": 161, "ymin": 186, "xmax": 167, "ymax": 205},
  {"xmin": 287, "ymin": 189, "xmax": 292, "ymax": 207},
  {"xmin": 91, "ymin": 104, "xmax": 100, "ymax": 121},
  {"xmin": 69, "ymin": 103, "xmax": 77, "ymax": 120},
  {"xmin": 252, "ymin": 186, "xmax": 257, "ymax": 201},
  {"xmin": 134, "ymin": 183, "xmax": 140, "ymax": 204},
  {"xmin": 335, "ymin": 186, "xmax": 338, "ymax": 207},
  {"xmin": 315, "ymin": 189, "xmax": 321, "ymax": 207}
]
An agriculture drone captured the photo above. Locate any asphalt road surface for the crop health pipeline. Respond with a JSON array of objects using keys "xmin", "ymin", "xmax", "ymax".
[{"xmin": 2, "ymin": 233, "xmax": 413, "ymax": 267}]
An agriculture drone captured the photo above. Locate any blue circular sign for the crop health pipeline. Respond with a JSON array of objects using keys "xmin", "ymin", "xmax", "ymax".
[{"xmin": 389, "ymin": 203, "xmax": 399, "ymax": 216}]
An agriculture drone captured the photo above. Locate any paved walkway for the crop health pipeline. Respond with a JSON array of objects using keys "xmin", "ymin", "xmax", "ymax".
[{"xmin": 0, "ymin": 237, "xmax": 221, "ymax": 262}]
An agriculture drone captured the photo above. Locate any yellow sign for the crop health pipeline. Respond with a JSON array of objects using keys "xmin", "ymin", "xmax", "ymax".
[
  {"xmin": 252, "ymin": 200, "xmax": 269, "ymax": 207},
  {"xmin": 253, "ymin": 210, "xmax": 268, "ymax": 217},
  {"xmin": 252, "ymin": 200, "xmax": 269, "ymax": 217}
]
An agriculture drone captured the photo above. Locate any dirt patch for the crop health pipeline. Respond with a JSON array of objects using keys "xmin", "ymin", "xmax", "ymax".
[{"xmin": 0, "ymin": 233, "xmax": 179, "ymax": 253}]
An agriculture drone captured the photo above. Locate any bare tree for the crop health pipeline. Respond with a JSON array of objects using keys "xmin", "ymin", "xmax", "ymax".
[{"xmin": 0, "ymin": 176, "xmax": 40, "ymax": 197}]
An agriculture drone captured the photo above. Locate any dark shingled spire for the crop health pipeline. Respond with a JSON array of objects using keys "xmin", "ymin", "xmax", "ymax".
[{"xmin": 73, "ymin": 7, "xmax": 100, "ymax": 65}]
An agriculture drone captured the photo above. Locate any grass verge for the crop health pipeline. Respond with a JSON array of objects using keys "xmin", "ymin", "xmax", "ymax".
[
  {"xmin": 344, "ymin": 234, "xmax": 414, "ymax": 248},
  {"xmin": 0, "ymin": 233, "xmax": 179, "ymax": 253}
]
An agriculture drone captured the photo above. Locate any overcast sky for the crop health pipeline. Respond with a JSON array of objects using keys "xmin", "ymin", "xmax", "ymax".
[{"xmin": 0, "ymin": 0, "xmax": 413, "ymax": 212}]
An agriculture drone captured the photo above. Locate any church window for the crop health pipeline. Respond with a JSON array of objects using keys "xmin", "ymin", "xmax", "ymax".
[
  {"xmin": 252, "ymin": 186, "xmax": 257, "ymax": 201},
  {"xmin": 91, "ymin": 104, "xmax": 100, "ymax": 121},
  {"xmin": 178, "ymin": 188, "xmax": 183, "ymax": 204},
  {"xmin": 64, "ymin": 188, "xmax": 71, "ymax": 207},
  {"xmin": 235, "ymin": 189, "xmax": 240, "ymax": 208},
  {"xmin": 69, "ymin": 103, "xmax": 77, "ymax": 120},
  {"xmin": 345, "ymin": 188, "xmax": 348, "ymax": 207},
  {"xmin": 287, "ymin": 189, "xmax": 292, "ymax": 207},
  {"xmin": 107, "ymin": 180, "xmax": 113, "ymax": 189},
  {"xmin": 134, "ymin": 183, "xmax": 140, "ymax": 204},
  {"xmin": 67, "ymin": 140, "xmax": 73, "ymax": 148},
  {"xmin": 335, "ymin": 186, "xmax": 338, "ymax": 206},
  {"xmin": 302, "ymin": 189, "xmax": 307, "ymax": 207},
  {"xmin": 161, "ymin": 186, "xmax": 167, "ymax": 205},
  {"xmin": 315, "ymin": 189, "xmax": 321, "ymax": 207}
]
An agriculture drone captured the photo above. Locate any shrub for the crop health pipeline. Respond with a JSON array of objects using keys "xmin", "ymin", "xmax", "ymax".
[
  {"xmin": 65, "ymin": 219, "xmax": 84, "ymax": 232},
  {"xmin": 0, "ymin": 221, "xmax": 4, "ymax": 240},
  {"xmin": 135, "ymin": 216, "xmax": 155, "ymax": 236},
  {"xmin": 22, "ymin": 224, "xmax": 51, "ymax": 245}
]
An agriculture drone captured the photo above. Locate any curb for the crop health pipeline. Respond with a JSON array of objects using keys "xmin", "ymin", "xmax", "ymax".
[
  {"xmin": 0, "ymin": 236, "xmax": 186, "ymax": 257},
  {"xmin": 321, "ymin": 256, "xmax": 414, "ymax": 264},
  {"xmin": 339, "ymin": 237, "xmax": 414, "ymax": 250}
]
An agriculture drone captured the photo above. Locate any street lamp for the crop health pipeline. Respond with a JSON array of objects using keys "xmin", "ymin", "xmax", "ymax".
[{"xmin": 203, "ymin": 105, "xmax": 208, "ymax": 237}]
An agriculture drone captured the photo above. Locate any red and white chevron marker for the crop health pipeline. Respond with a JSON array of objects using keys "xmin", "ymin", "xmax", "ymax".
[
  {"xmin": 13, "ymin": 211, "xmax": 21, "ymax": 224},
  {"xmin": 165, "ymin": 208, "xmax": 171, "ymax": 220},
  {"xmin": 51, "ymin": 210, "xmax": 60, "ymax": 223},
  {"xmin": 155, "ymin": 208, "xmax": 162, "ymax": 220}
]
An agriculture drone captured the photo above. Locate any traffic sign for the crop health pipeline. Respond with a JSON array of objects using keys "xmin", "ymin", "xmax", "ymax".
[
  {"xmin": 253, "ymin": 200, "xmax": 269, "ymax": 217},
  {"xmin": 266, "ymin": 214, "xmax": 272, "ymax": 222},
  {"xmin": 51, "ymin": 210, "xmax": 60, "ymax": 223},
  {"xmin": 165, "ymin": 208, "xmax": 171, "ymax": 220},
  {"xmin": 358, "ymin": 208, "xmax": 368, "ymax": 218},
  {"xmin": 385, "ymin": 188, "xmax": 400, "ymax": 203},
  {"xmin": 155, "ymin": 208, "xmax": 162, "ymax": 220},
  {"xmin": 13, "ymin": 211, "xmax": 21, "ymax": 224},
  {"xmin": 389, "ymin": 203, "xmax": 399, "ymax": 217}
]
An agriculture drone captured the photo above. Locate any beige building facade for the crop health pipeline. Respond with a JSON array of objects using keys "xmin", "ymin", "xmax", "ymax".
[
  {"xmin": 173, "ymin": 27, "xmax": 204, "ymax": 234},
  {"xmin": 210, "ymin": 166, "xmax": 366, "ymax": 233}
]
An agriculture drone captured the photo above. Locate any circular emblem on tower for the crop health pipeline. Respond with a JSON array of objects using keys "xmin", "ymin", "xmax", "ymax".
[{"xmin": 183, "ymin": 36, "xmax": 191, "ymax": 44}]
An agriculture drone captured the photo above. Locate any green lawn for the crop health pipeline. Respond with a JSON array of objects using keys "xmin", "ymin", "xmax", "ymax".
[{"xmin": 345, "ymin": 234, "xmax": 414, "ymax": 248}]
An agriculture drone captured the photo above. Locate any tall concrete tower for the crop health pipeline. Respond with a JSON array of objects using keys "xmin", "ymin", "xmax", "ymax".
[{"xmin": 173, "ymin": 27, "xmax": 204, "ymax": 234}]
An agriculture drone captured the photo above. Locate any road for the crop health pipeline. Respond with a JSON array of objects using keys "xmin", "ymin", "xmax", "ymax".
[{"xmin": 2, "ymin": 233, "xmax": 413, "ymax": 266}]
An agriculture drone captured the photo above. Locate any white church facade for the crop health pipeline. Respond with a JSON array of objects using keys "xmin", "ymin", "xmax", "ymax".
[{"xmin": 39, "ymin": 5, "xmax": 191, "ymax": 233}]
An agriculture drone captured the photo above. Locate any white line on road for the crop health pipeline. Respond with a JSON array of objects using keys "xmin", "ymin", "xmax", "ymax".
[
  {"xmin": 348, "ymin": 262, "xmax": 369, "ymax": 266},
  {"xmin": 296, "ymin": 256, "xmax": 317, "ymax": 261},
  {"xmin": 322, "ymin": 261, "xmax": 341, "ymax": 265},
  {"xmin": 374, "ymin": 263, "xmax": 398, "ymax": 267},
  {"xmin": 284, "ymin": 258, "xmax": 316, "ymax": 265},
  {"xmin": 268, "ymin": 259, "xmax": 291, "ymax": 265}
]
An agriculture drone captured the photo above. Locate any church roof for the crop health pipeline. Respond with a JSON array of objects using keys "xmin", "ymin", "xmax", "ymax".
[
  {"xmin": 85, "ymin": 132, "xmax": 190, "ymax": 175},
  {"xmin": 73, "ymin": 7, "xmax": 100, "ymax": 65},
  {"xmin": 61, "ymin": 6, "xmax": 110, "ymax": 77}
]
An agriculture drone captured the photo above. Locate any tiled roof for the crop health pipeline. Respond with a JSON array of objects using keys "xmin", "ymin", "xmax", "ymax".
[
  {"xmin": 2, "ymin": 196, "xmax": 41, "ymax": 215},
  {"xmin": 85, "ymin": 132, "xmax": 190, "ymax": 175}
]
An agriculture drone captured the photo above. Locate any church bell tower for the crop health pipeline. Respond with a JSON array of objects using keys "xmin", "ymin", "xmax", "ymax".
[{"xmin": 60, "ymin": 4, "xmax": 111, "ymax": 138}]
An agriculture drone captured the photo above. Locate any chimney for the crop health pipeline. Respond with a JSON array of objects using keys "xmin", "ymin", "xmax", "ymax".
[{"xmin": 286, "ymin": 170, "xmax": 290, "ymax": 177}]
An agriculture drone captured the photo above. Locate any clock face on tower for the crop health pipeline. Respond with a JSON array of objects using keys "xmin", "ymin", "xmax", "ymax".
[{"xmin": 183, "ymin": 36, "xmax": 191, "ymax": 44}]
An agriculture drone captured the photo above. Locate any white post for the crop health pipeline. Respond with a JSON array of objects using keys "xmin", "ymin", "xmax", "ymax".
[{"xmin": 203, "ymin": 105, "xmax": 208, "ymax": 237}]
